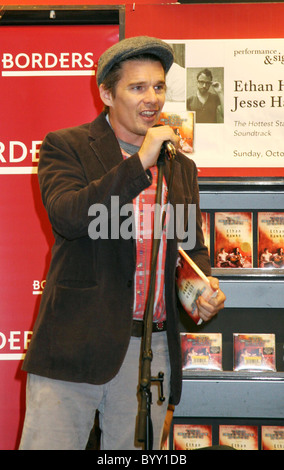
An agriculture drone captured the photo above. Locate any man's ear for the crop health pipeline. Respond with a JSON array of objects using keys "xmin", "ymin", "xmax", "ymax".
[{"xmin": 99, "ymin": 84, "xmax": 113, "ymax": 107}]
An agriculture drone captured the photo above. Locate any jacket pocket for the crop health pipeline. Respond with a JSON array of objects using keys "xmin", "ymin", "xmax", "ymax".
[{"xmin": 50, "ymin": 284, "xmax": 99, "ymax": 371}]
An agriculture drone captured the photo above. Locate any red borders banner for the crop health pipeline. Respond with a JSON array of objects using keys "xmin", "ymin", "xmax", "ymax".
[
  {"xmin": 0, "ymin": 24, "xmax": 118, "ymax": 174},
  {"xmin": 126, "ymin": 3, "xmax": 284, "ymax": 178},
  {"xmin": 125, "ymin": 3, "xmax": 284, "ymax": 40},
  {"xmin": 0, "ymin": 23, "xmax": 118, "ymax": 450}
]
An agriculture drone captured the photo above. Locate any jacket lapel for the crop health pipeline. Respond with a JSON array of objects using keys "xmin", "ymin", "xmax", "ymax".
[
  {"xmin": 164, "ymin": 157, "xmax": 191, "ymax": 240},
  {"xmin": 88, "ymin": 113, "xmax": 123, "ymax": 174},
  {"xmin": 164, "ymin": 158, "xmax": 184, "ymax": 206}
]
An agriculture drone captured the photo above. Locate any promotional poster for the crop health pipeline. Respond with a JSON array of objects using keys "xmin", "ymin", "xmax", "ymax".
[{"xmin": 163, "ymin": 38, "xmax": 284, "ymax": 177}]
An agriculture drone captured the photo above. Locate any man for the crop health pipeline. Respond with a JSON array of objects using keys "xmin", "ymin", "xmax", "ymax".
[
  {"xmin": 19, "ymin": 36, "xmax": 225, "ymax": 450},
  {"xmin": 187, "ymin": 68, "xmax": 224, "ymax": 123}
]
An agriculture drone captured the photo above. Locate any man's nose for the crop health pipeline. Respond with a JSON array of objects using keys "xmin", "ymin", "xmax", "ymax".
[{"xmin": 144, "ymin": 87, "xmax": 159, "ymax": 102}]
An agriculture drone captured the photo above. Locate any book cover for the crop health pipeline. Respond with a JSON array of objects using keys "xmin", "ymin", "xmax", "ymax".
[
  {"xmin": 257, "ymin": 212, "xmax": 284, "ymax": 268},
  {"xmin": 233, "ymin": 333, "xmax": 276, "ymax": 372},
  {"xmin": 161, "ymin": 436, "xmax": 169, "ymax": 450},
  {"xmin": 201, "ymin": 212, "xmax": 210, "ymax": 256},
  {"xmin": 261, "ymin": 426, "xmax": 284, "ymax": 450},
  {"xmin": 219, "ymin": 425, "xmax": 258, "ymax": 450},
  {"xmin": 214, "ymin": 212, "xmax": 253, "ymax": 268},
  {"xmin": 181, "ymin": 333, "xmax": 222, "ymax": 371},
  {"xmin": 176, "ymin": 247, "xmax": 216, "ymax": 325},
  {"xmin": 158, "ymin": 111, "xmax": 194, "ymax": 154},
  {"xmin": 173, "ymin": 424, "xmax": 212, "ymax": 450}
]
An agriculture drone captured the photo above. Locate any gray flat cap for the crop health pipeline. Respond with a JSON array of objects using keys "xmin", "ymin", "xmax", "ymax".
[{"xmin": 96, "ymin": 36, "xmax": 174, "ymax": 86}]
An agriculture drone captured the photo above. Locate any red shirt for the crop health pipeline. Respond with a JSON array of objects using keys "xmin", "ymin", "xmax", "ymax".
[{"xmin": 122, "ymin": 150, "xmax": 168, "ymax": 322}]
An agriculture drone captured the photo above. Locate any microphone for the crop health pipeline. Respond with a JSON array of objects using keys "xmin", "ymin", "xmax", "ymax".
[
  {"xmin": 163, "ymin": 140, "xmax": 176, "ymax": 159},
  {"xmin": 157, "ymin": 140, "xmax": 176, "ymax": 166},
  {"xmin": 153, "ymin": 125, "xmax": 177, "ymax": 160},
  {"xmin": 162, "ymin": 140, "xmax": 176, "ymax": 160}
]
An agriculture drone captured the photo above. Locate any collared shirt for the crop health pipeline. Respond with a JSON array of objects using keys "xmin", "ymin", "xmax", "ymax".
[{"xmin": 121, "ymin": 148, "xmax": 168, "ymax": 323}]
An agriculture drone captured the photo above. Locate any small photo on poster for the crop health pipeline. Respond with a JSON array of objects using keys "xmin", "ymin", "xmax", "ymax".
[
  {"xmin": 186, "ymin": 67, "xmax": 224, "ymax": 124},
  {"xmin": 158, "ymin": 111, "xmax": 194, "ymax": 155}
]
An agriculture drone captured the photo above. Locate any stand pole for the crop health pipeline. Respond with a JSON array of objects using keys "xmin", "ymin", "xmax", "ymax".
[{"xmin": 137, "ymin": 144, "xmax": 176, "ymax": 449}]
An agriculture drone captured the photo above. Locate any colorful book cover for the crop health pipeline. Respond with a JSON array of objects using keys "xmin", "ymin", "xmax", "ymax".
[
  {"xmin": 201, "ymin": 212, "xmax": 210, "ymax": 256},
  {"xmin": 219, "ymin": 425, "xmax": 258, "ymax": 450},
  {"xmin": 233, "ymin": 333, "xmax": 276, "ymax": 372},
  {"xmin": 214, "ymin": 212, "xmax": 253, "ymax": 268},
  {"xmin": 173, "ymin": 424, "xmax": 212, "ymax": 450},
  {"xmin": 261, "ymin": 426, "xmax": 284, "ymax": 450},
  {"xmin": 181, "ymin": 333, "xmax": 222, "ymax": 371},
  {"xmin": 176, "ymin": 247, "xmax": 216, "ymax": 325},
  {"xmin": 258, "ymin": 212, "xmax": 284, "ymax": 268},
  {"xmin": 158, "ymin": 111, "xmax": 194, "ymax": 154}
]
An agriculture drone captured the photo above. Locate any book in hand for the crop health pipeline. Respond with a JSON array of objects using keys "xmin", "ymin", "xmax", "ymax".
[
  {"xmin": 176, "ymin": 247, "xmax": 216, "ymax": 325},
  {"xmin": 233, "ymin": 333, "xmax": 276, "ymax": 372}
]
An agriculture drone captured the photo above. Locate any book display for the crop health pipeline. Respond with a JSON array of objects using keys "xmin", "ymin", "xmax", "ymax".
[
  {"xmin": 170, "ymin": 419, "xmax": 284, "ymax": 451},
  {"xmin": 172, "ymin": 190, "xmax": 284, "ymax": 451},
  {"xmin": 181, "ymin": 333, "xmax": 277, "ymax": 374},
  {"xmin": 193, "ymin": 210, "xmax": 284, "ymax": 270}
]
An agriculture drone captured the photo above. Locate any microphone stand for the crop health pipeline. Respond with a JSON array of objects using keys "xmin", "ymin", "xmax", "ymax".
[{"xmin": 137, "ymin": 142, "xmax": 176, "ymax": 449}]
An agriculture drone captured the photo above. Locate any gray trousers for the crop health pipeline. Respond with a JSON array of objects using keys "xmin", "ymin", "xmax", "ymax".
[{"xmin": 19, "ymin": 332, "xmax": 170, "ymax": 450}]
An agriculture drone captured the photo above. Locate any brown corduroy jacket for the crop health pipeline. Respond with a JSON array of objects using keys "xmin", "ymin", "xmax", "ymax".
[{"xmin": 23, "ymin": 113, "xmax": 210, "ymax": 405}]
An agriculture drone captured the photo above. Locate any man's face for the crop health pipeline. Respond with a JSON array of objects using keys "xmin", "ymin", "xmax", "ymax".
[
  {"xmin": 197, "ymin": 72, "xmax": 212, "ymax": 96},
  {"xmin": 100, "ymin": 59, "xmax": 166, "ymax": 146}
]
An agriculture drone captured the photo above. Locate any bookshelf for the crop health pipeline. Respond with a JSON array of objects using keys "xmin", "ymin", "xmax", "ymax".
[{"xmin": 174, "ymin": 181, "xmax": 284, "ymax": 450}]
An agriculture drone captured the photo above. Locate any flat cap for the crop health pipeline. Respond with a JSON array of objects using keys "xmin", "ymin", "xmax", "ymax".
[{"xmin": 96, "ymin": 35, "xmax": 174, "ymax": 86}]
